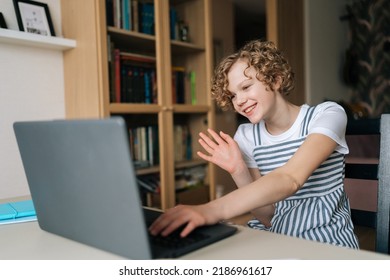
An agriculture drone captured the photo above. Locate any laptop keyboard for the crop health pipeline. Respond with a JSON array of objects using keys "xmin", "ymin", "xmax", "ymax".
[{"xmin": 150, "ymin": 228, "xmax": 210, "ymax": 249}]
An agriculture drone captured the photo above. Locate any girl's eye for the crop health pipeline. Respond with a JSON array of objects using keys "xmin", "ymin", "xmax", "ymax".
[
  {"xmin": 229, "ymin": 94, "xmax": 236, "ymax": 100},
  {"xmin": 243, "ymin": 84, "xmax": 251, "ymax": 90}
]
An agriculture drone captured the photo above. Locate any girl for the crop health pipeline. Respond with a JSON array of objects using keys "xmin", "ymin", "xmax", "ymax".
[{"xmin": 150, "ymin": 40, "xmax": 359, "ymax": 249}]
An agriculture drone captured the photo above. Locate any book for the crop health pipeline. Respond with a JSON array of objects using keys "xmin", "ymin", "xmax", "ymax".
[
  {"xmin": 119, "ymin": 52, "xmax": 157, "ymax": 103},
  {"xmin": 144, "ymin": 70, "xmax": 151, "ymax": 103},
  {"xmin": 107, "ymin": 37, "xmax": 117, "ymax": 103},
  {"xmin": 140, "ymin": 2, "xmax": 154, "ymax": 35},
  {"xmin": 114, "ymin": 0, "xmax": 122, "ymax": 28},
  {"xmin": 138, "ymin": 175, "xmax": 160, "ymax": 193},
  {"xmin": 174, "ymin": 166, "xmax": 206, "ymax": 191},
  {"xmin": 169, "ymin": 7, "xmax": 177, "ymax": 40},
  {"xmin": 189, "ymin": 71, "xmax": 197, "ymax": 104},
  {"xmin": 0, "ymin": 200, "xmax": 37, "ymax": 225},
  {"xmin": 129, "ymin": 125, "xmax": 159, "ymax": 167},
  {"xmin": 121, "ymin": 64, "xmax": 134, "ymax": 102},
  {"xmin": 132, "ymin": 0, "xmax": 139, "ymax": 32},
  {"xmin": 172, "ymin": 67, "xmax": 186, "ymax": 104},
  {"xmin": 173, "ymin": 125, "xmax": 191, "ymax": 161},
  {"xmin": 122, "ymin": 0, "xmax": 132, "ymax": 30},
  {"xmin": 106, "ymin": 0, "xmax": 114, "ymax": 26},
  {"xmin": 114, "ymin": 48, "xmax": 121, "ymax": 103},
  {"xmin": 120, "ymin": 52, "xmax": 156, "ymax": 64}
]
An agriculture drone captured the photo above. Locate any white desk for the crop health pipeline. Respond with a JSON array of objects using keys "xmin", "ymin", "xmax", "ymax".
[{"xmin": 0, "ymin": 219, "xmax": 389, "ymax": 260}]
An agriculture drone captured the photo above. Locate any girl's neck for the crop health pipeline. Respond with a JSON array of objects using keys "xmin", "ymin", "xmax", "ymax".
[{"xmin": 264, "ymin": 101, "xmax": 301, "ymax": 135}]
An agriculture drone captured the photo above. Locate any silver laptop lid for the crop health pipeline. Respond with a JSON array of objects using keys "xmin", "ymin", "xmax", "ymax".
[{"xmin": 14, "ymin": 117, "xmax": 152, "ymax": 259}]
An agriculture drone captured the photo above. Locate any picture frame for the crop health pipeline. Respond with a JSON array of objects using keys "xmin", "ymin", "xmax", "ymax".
[
  {"xmin": 0, "ymin": 12, "xmax": 8, "ymax": 29},
  {"xmin": 13, "ymin": 0, "xmax": 55, "ymax": 36}
]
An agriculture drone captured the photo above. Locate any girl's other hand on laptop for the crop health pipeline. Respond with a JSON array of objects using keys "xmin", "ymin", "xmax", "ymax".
[{"xmin": 149, "ymin": 203, "xmax": 218, "ymax": 237}]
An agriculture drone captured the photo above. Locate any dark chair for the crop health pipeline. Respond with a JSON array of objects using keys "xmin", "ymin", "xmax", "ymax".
[{"xmin": 345, "ymin": 114, "xmax": 390, "ymax": 254}]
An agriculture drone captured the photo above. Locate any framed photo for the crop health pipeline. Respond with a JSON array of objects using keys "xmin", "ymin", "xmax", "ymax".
[
  {"xmin": 0, "ymin": 12, "xmax": 8, "ymax": 29},
  {"xmin": 13, "ymin": 0, "xmax": 55, "ymax": 36}
]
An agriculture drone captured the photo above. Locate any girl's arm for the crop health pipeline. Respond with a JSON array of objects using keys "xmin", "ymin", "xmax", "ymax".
[
  {"xmin": 150, "ymin": 133, "xmax": 337, "ymax": 237},
  {"xmin": 245, "ymin": 168, "xmax": 274, "ymax": 227},
  {"xmin": 211, "ymin": 133, "xmax": 338, "ymax": 221},
  {"xmin": 197, "ymin": 129, "xmax": 274, "ymax": 225}
]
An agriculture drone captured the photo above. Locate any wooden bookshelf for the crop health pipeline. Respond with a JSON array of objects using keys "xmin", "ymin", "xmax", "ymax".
[{"xmin": 61, "ymin": 0, "xmax": 215, "ymax": 210}]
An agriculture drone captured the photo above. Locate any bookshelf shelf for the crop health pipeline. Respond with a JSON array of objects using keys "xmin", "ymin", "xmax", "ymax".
[
  {"xmin": 107, "ymin": 26, "xmax": 155, "ymax": 52},
  {"xmin": 175, "ymin": 159, "xmax": 207, "ymax": 169},
  {"xmin": 171, "ymin": 40, "xmax": 205, "ymax": 54},
  {"xmin": 173, "ymin": 104, "xmax": 210, "ymax": 113},
  {"xmin": 62, "ymin": 0, "xmax": 214, "ymax": 210},
  {"xmin": 136, "ymin": 165, "xmax": 160, "ymax": 176},
  {"xmin": 109, "ymin": 103, "xmax": 161, "ymax": 114},
  {"xmin": 0, "ymin": 29, "xmax": 76, "ymax": 51}
]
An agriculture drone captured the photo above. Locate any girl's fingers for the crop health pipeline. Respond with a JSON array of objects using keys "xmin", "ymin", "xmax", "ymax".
[
  {"xmin": 198, "ymin": 132, "xmax": 218, "ymax": 149},
  {"xmin": 207, "ymin": 129, "xmax": 225, "ymax": 145},
  {"xmin": 180, "ymin": 222, "xmax": 197, "ymax": 237},
  {"xmin": 197, "ymin": 151, "xmax": 213, "ymax": 162},
  {"xmin": 198, "ymin": 138, "xmax": 215, "ymax": 155},
  {"xmin": 219, "ymin": 131, "xmax": 233, "ymax": 143}
]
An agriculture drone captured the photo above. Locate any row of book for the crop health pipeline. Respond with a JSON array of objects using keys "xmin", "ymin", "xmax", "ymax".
[
  {"xmin": 174, "ymin": 165, "xmax": 206, "ymax": 191},
  {"xmin": 109, "ymin": 48, "xmax": 156, "ymax": 104},
  {"xmin": 169, "ymin": 7, "xmax": 190, "ymax": 42},
  {"xmin": 174, "ymin": 125, "xmax": 192, "ymax": 162},
  {"xmin": 106, "ymin": 0, "xmax": 189, "ymax": 41},
  {"xmin": 128, "ymin": 123, "xmax": 193, "ymax": 170},
  {"xmin": 129, "ymin": 125, "xmax": 159, "ymax": 169},
  {"xmin": 137, "ymin": 165, "xmax": 206, "ymax": 197},
  {"xmin": 138, "ymin": 175, "xmax": 160, "ymax": 194},
  {"xmin": 171, "ymin": 68, "xmax": 197, "ymax": 105},
  {"xmin": 106, "ymin": 0, "xmax": 155, "ymax": 35},
  {"xmin": 108, "ymin": 47, "xmax": 196, "ymax": 104}
]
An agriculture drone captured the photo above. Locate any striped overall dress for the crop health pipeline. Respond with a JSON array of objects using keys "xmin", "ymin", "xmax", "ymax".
[{"xmin": 247, "ymin": 106, "xmax": 359, "ymax": 249}]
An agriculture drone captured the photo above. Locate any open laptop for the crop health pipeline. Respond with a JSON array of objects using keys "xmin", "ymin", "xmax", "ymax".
[{"xmin": 13, "ymin": 117, "xmax": 237, "ymax": 259}]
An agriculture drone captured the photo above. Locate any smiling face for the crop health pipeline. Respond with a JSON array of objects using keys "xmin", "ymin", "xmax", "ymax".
[
  {"xmin": 211, "ymin": 40, "xmax": 295, "ymax": 113},
  {"xmin": 227, "ymin": 59, "xmax": 280, "ymax": 124}
]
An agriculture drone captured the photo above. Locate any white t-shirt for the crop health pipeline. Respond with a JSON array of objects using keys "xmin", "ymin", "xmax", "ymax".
[{"xmin": 234, "ymin": 101, "xmax": 349, "ymax": 169}]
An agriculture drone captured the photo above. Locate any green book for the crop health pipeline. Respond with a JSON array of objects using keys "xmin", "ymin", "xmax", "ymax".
[{"xmin": 190, "ymin": 71, "xmax": 197, "ymax": 105}]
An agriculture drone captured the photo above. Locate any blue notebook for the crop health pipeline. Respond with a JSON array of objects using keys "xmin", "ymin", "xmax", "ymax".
[{"xmin": 0, "ymin": 200, "xmax": 37, "ymax": 224}]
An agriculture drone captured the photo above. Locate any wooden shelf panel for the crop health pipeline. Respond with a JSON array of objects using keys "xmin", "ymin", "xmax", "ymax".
[
  {"xmin": 173, "ymin": 104, "xmax": 210, "ymax": 113},
  {"xmin": 107, "ymin": 26, "xmax": 155, "ymax": 53},
  {"xmin": 0, "ymin": 29, "xmax": 76, "ymax": 51},
  {"xmin": 109, "ymin": 103, "xmax": 161, "ymax": 113},
  {"xmin": 175, "ymin": 159, "xmax": 207, "ymax": 169},
  {"xmin": 171, "ymin": 40, "xmax": 205, "ymax": 54},
  {"xmin": 109, "ymin": 103, "xmax": 210, "ymax": 114},
  {"xmin": 103, "ymin": 0, "xmax": 213, "ymax": 209},
  {"xmin": 107, "ymin": 26, "xmax": 204, "ymax": 55},
  {"xmin": 136, "ymin": 165, "xmax": 160, "ymax": 176},
  {"xmin": 135, "ymin": 159, "xmax": 206, "ymax": 176}
]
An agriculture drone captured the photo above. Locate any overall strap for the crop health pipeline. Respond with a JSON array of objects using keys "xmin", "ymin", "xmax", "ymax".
[
  {"xmin": 253, "ymin": 122, "xmax": 261, "ymax": 146},
  {"xmin": 252, "ymin": 105, "xmax": 317, "ymax": 145},
  {"xmin": 301, "ymin": 106, "xmax": 316, "ymax": 137}
]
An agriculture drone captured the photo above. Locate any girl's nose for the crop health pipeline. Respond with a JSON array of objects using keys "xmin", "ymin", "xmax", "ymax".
[{"xmin": 235, "ymin": 91, "xmax": 247, "ymax": 106}]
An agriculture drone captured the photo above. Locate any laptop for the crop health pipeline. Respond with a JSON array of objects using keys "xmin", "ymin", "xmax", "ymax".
[{"xmin": 13, "ymin": 117, "xmax": 237, "ymax": 259}]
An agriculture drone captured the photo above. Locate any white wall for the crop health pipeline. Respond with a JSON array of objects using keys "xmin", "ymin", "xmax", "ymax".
[
  {"xmin": 0, "ymin": 0, "xmax": 65, "ymax": 199},
  {"xmin": 304, "ymin": 0, "xmax": 351, "ymax": 105}
]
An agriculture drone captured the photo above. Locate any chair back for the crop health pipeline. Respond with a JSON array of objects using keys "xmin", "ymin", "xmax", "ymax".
[{"xmin": 345, "ymin": 114, "xmax": 390, "ymax": 254}]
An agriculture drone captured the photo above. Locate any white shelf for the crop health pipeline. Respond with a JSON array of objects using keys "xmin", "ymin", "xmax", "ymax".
[{"xmin": 0, "ymin": 28, "xmax": 76, "ymax": 51}]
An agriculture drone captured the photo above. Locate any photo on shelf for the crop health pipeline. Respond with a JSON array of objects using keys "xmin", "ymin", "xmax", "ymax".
[
  {"xmin": 0, "ymin": 12, "xmax": 8, "ymax": 29},
  {"xmin": 13, "ymin": 0, "xmax": 56, "ymax": 36}
]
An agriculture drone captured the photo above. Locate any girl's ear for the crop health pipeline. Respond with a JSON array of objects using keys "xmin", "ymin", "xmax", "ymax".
[{"xmin": 274, "ymin": 76, "xmax": 282, "ymax": 91}]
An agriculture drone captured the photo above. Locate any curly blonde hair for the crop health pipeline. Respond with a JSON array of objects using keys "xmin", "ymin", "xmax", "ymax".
[{"xmin": 211, "ymin": 40, "xmax": 295, "ymax": 111}]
